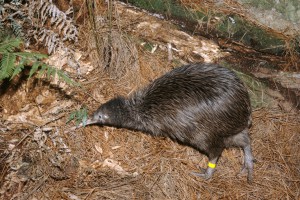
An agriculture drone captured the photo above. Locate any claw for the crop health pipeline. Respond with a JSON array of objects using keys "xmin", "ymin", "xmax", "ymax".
[
  {"xmin": 240, "ymin": 166, "xmax": 248, "ymax": 174},
  {"xmin": 191, "ymin": 172, "xmax": 207, "ymax": 178},
  {"xmin": 191, "ymin": 172, "xmax": 211, "ymax": 180},
  {"xmin": 237, "ymin": 166, "xmax": 253, "ymax": 183},
  {"xmin": 191, "ymin": 167, "xmax": 216, "ymax": 180}
]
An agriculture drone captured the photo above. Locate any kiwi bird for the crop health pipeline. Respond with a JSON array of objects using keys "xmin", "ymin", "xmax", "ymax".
[{"xmin": 85, "ymin": 63, "xmax": 254, "ymax": 182}]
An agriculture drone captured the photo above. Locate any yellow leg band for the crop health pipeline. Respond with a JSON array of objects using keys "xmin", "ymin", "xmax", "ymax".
[{"xmin": 208, "ymin": 162, "xmax": 216, "ymax": 169}]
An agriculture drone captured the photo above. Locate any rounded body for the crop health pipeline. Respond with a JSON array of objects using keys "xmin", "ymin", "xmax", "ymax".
[
  {"xmin": 90, "ymin": 63, "xmax": 254, "ymax": 181},
  {"xmin": 91, "ymin": 63, "xmax": 251, "ymax": 154}
]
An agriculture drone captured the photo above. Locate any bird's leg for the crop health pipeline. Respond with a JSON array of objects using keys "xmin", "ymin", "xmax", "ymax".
[
  {"xmin": 191, "ymin": 156, "xmax": 219, "ymax": 180},
  {"xmin": 240, "ymin": 144, "xmax": 254, "ymax": 183}
]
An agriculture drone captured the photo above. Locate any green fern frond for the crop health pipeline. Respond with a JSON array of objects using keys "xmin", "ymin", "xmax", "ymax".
[
  {"xmin": 0, "ymin": 53, "xmax": 17, "ymax": 80},
  {"xmin": 14, "ymin": 52, "xmax": 48, "ymax": 60},
  {"xmin": 10, "ymin": 65, "xmax": 24, "ymax": 80},
  {"xmin": 29, "ymin": 62, "xmax": 41, "ymax": 78},
  {"xmin": 56, "ymin": 69, "xmax": 78, "ymax": 86},
  {"xmin": 10, "ymin": 56, "xmax": 28, "ymax": 79},
  {"xmin": 0, "ymin": 38, "xmax": 22, "ymax": 53},
  {"xmin": 31, "ymin": 63, "xmax": 78, "ymax": 86},
  {"xmin": 37, "ymin": 63, "xmax": 47, "ymax": 78},
  {"xmin": 46, "ymin": 65, "xmax": 56, "ymax": 79},
  {"xmin": 67, "ymin": 107, "xmax": 88, "ymax": 126},
  {"xmin": 0, "ymin": 37, "xmax": 78, "ymax": 86}
]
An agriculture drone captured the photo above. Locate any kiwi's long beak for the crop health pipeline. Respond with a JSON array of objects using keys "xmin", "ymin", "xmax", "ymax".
[
  {"xmin": 77, "ymin": 118, "xmax": 99, "ymax": 127},
  {"xmin": 85, "ymin": 118, "xmax": 98, "ymax": 125}
]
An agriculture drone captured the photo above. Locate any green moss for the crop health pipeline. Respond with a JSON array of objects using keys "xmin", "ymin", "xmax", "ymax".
[
  {"xmin": 216, "ymin": 15, "xmax": 285, "ymax": 54},
  {"xmin": 239, "ymin": 0, "xmax": 300, "ymax": 23},
  {"xmin": 239, "ymin": 0, "xmax": 275, "ymax": 10},
  {"xmin": 126, "ymin": 0, "xmax": 206, "ymax": 22},
  {"xmin": 125, "ymin": 0, "xmax": 298, "ymax": 55}
]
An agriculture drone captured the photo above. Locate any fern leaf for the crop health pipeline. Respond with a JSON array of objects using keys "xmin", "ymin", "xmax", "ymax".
[
  {"xmin": 66, "ymin": 111, "xmax": 76, "ymax": 124},
  {"xmin": 56, "ymin": 69, "xmax": 78, "ymax": 86},
  {"xmin": 0, "ymin": 38, "xmax": 22, "ymax": 53},
  {"xmin": 66, "ymin": 107, "xmax": 88, "ymax": 126},
  {"xmin": 0, "ymin": 38, "xmax": 77, "ymax": 86},
  {"xmin": 29, "ymin": 61, "xmax": 41, "ymax": 78},
  {"xmin": 10, "ymin": 65, "xmax": 23, "ymax": 80},
  {"xmin": 10, "ymin": 57, "xmax": 26, "ymax": 79},
  {"xmin": 0, "ymin": 53, "xmax": 16, "ymax": 80},
  {"xmin": 46, "ymin": 65, "xmax": 56, "ymax": 79},
  {"xmin": 38, "ymin": 63, "xmax": 48, "ymax": 78},
  {"xmin": 15, "ymin": 52, "xmax": 48, "ymax": 60}
]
